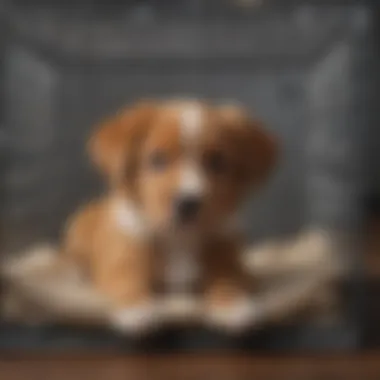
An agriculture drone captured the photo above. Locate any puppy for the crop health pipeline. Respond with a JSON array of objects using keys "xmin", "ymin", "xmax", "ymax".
[{"xmin": 62, "ymin": 99, "xmax": 278, "ymax": 334}]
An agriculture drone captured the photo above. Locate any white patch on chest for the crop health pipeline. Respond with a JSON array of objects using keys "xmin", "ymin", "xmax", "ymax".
[
  {"xmin": 164, "ymin": 236, "xmax": 201, "ymax": 293},
  {"xmin": 112, "ymin": 198, "xmax": 147, "ymax": 239}
]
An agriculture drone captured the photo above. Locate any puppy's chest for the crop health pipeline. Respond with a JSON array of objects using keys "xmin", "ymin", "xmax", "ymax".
[{"xmin": 162, "ymin": 238, "xmax": 202, "ymax": 293}]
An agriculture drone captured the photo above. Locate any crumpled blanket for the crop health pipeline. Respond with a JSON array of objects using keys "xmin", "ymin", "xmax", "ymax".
[{"xmin": 0, "ymin": 228, "xmax": 345, "ymax": 331}]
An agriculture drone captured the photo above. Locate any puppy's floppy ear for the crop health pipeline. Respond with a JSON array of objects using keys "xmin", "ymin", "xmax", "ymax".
[
  {"xmin": 218, "ymin": 104, "xmax": 278, "ymax": 186},
  {"xmin": 88, "ymin": 101, "xmax": 157, "ymax": 185}
]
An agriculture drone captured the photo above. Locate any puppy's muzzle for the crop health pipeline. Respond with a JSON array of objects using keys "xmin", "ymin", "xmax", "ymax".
[{"xmin": 174, "ymin": 194, "xmax": 202, "ymax": 224}]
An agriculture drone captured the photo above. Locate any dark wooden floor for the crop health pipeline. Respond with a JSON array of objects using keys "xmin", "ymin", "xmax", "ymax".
[{"xmin": 1, "ymin": 355, "xmax": 380, "ymax": 380}]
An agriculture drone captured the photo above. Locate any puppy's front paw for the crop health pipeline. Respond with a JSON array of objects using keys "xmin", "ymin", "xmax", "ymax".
[
  {"xmin": 160, "ymin": 294, "xmax": 201, "ymax": 324},
  {"xmin": 110, "ymin": 301, "xmax": 159, "ymax": 336},
  {"xmin": 203, "ymin": 297, "xmax": 261, "ymax": 334}
]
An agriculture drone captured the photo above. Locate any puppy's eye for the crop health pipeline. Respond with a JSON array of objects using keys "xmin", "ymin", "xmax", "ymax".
[
  {"xmin": 203, "ymin": 151, "xmax": 226, "ymax": 174},
  {"xmin": 148, "ymin": 151, "xmax": 169, "ymax": 171}
]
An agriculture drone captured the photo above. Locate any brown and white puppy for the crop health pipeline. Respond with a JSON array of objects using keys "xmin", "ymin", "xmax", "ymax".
[{"xmin": 62, "ymin": 99, "xmax": 278, "ymax": 334}]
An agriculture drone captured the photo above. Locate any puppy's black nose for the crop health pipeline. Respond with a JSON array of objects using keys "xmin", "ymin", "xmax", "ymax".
[{"xmin": 175, "ymin": 195, "xmax": 202, "ymax": 223}]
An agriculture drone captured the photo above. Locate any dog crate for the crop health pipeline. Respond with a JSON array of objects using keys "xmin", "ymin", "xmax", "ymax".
[{"xmin": 0, "ymin": 0, "xmax": 373, "ymax": 351}]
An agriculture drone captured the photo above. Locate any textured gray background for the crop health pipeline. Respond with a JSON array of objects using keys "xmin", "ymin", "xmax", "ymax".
[{"xmin": 0, "ymin": 1, "xmax": 375, "ymax": 253}]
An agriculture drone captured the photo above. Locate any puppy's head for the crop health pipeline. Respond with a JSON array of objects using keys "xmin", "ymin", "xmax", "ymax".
[{"xmin": 89, "ymin": 99, "xmax": 278, "ymax": 235}]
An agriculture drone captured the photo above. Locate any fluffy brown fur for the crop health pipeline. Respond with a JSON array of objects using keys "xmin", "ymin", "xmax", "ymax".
[{"xmin": 57, "ymin": 100, "xmax": 277, "ymax": 333}]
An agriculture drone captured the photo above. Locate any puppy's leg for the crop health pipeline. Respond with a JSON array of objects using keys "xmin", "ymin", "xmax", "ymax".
[
  {"xmin": 63, "ymin": 201, "xmax": 159, "ymax": 335},
  {"xmin": 202, "ymin": 238, "xmax": 260, "ymax": 334},
  {"xmin": 93, "ymin": 240, "xmax": 159, "ymax": 335}
]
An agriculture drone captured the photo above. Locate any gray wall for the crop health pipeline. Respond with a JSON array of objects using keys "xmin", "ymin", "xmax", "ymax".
[{"xmin": 0, "ymin": 2, "xmax": 374, "ymax": 252}]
